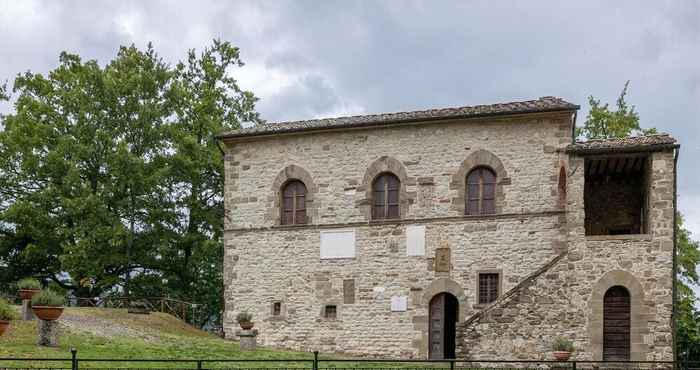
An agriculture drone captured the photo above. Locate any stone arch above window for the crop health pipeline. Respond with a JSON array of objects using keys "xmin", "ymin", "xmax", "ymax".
[
  {"xmin": 270, "ymin": 165, "xmax": 318, "ymax": 225},
  {"xmin": 357, "ymin": 156, "xmax": 415, "ymax": 220},
  {"xmin": 450, "ymin": 150, "xmax": 509, "ymax": 215},
  {"xmin": 588, "ymin": 270, "xmax": 648, "ymax": 361}
]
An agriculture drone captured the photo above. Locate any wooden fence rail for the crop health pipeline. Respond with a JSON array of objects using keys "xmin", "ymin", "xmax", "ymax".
[{"xmin": 73, "ymin": 296, "xmax": 202, "ymax": 325}]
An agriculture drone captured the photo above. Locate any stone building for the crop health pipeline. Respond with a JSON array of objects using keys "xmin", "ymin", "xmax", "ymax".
[{"xmin": 218, "ymin": 97, "xmax": 679, "ymax": 361}]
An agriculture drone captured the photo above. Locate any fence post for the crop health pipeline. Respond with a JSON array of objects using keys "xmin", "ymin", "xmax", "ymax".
[
  {"xmin": 70, "ymin": 347, "xmax": 77, "ymax": 370},
  {"xmin": 313, "ymin": 351, "xmax": 319, "ymax": 370},
  {"xmin": 572, "ymin": 361, "xmax": 576, "ymax": 370},
  {"xmin": 450, "ymin": 360, "xmax": 455, "ymax": 370},
  {"xmin": 197, "ymin": 360, "xmax": 202, "ymax": 370}
]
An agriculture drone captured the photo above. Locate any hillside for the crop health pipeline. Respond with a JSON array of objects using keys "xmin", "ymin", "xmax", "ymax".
[{"xmin": 0, "ymin": 306, "xmax": 310, "ymax": 366}]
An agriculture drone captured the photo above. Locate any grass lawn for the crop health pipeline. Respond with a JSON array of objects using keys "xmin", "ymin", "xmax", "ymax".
[
  {"xmin": 0, "ymin": 307, "xmax": 315, "ymax": 368},
  {"xmin": 0, "ymin": 307, "xmax": 447, "ymax": 369}
]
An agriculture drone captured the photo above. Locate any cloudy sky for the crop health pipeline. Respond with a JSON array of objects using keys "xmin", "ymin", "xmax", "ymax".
[{"xmin": 1, "ymin": 1, "xmax": 699, "ymax": 275}]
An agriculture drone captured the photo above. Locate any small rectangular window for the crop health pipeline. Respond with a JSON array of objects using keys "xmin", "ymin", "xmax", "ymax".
[
  {"xmin": 272, "ymin": 302, "xmax": 282, "ymax": 316},
  {"xmin": 478, "ymin": 273, "xmax": 499, "ymax": 304},
  {"xmin": 324, "ymin": 305, "xmax": 337, "ymax": 319}
]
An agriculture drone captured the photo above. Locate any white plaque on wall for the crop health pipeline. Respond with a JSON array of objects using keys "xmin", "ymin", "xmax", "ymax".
[
  {"xmin": 320, "ymin": 229, "xmax": 356, "ymax": 259},
  {"xmin": 373, "ymin": 286, "xmax": 385, "ymax": 301},
  {"xmin": 406, "ymin": 225, "xmax": 426, "ymax": 256},
  {"xmin": 391, "ymin": 296, "xmax": 407, "ymax": 312}
]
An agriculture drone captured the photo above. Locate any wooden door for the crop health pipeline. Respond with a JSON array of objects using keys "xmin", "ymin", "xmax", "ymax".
[
  {"xmin": 603, "ymin": 286, "xmax": 631, "ymax": 361},
  {"xmin": 429, "ymin": 294, "xmax": 445, "ymax": 359},
  {"xmin": 429, "ymin": 293, "xmax": 457, "ymax": 359}
]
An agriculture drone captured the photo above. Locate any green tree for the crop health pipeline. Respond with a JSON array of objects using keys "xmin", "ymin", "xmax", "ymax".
[
  {"xmin": 0, "ymin": 45, "xmax": 172, "ymax": 296},
  {"xmin": 0, "ymin": 40, "xmax": 258, "ymax": 325},
  {"xmin": 579, "ymin": 82, "xmax": 700, "ymax": 360},
  {"xmin": 576, "ymin": 81, "xmax": 656, "ymax": 139}
]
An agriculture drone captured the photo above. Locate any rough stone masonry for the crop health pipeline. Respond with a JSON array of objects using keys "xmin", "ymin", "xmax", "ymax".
[{"xmin": 217, "ymin": 97, "xmax": 678, "ymax": 361}]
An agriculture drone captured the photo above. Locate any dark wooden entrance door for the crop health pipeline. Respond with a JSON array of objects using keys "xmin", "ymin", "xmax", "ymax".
[
  {"xmin": 603, "ymin": 286, "xmax": 631, "ymax": 361},
  {"xmin": 429, "ymin": 293, "xmax": 458, "ymax": 359}
]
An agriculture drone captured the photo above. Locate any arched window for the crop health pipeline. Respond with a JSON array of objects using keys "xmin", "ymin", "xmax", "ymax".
[
  {"xmin": 466, "ymin": 167, "xmax": 496, "ymax": 215},
  {"xmin": 372, "ymin": 173, "xmax": 400, "ymax": 220},
  {"xmin": 281, "ymin": 180, "xmax": 307, "ymax": 225},
  {"xmin": 603, "ymin": 286, "xmax": 631, "ymax": 361}
]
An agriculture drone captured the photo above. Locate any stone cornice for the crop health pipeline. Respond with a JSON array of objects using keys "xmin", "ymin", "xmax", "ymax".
[{"xmin": 224, "ymin": 210, "xmax": 566, "ymax": 233}]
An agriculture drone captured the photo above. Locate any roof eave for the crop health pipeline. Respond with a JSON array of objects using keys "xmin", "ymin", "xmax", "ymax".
[
  {"xmin": 566, "ymin": 143, "xmax": 680, "ymax": 155},
  {"xmin": 216, "ymin": 106, "xmax": 579, "ymax": 141}
]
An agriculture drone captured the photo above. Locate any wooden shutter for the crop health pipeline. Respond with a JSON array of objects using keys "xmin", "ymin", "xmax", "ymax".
[
  {"xmin": 372, "ymin": 173, "xmax": 400, "ymax": 220},
  {"xmin": 466, "ymin": 167, "xmax": 496, "ymax": 215},
  {"xmin": 281, "ymin": 180, "xmax": 307, "ymax": 225},
  {"xmin": 603, "ymin": 286, "xmax": 631, "ymax": 361},
  {"xmin": 478, "ymin": 273, "xmax": 499, "ymax": 304}
]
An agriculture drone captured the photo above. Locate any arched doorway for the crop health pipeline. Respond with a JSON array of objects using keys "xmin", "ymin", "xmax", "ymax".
[
  {"xmin": 603, "ymin": 286, "xmax": 631, "ymax": 361},
  {"xmin": 429, "ymin": 292, "xmax": 458, "ymax": 359}
]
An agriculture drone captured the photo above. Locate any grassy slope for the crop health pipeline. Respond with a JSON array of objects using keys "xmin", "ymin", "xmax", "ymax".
[
  {"xmin": 0, "ymin": 307, "xmax": 313, "ymax": 368},
  {"xmin": 0, "ymin": 307, "xmax": 441, "ymax": 369}
]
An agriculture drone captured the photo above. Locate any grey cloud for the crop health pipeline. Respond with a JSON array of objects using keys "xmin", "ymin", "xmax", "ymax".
[{"xmin": 0, "ymin": 1, "xmax": 699, "ymax": 267}]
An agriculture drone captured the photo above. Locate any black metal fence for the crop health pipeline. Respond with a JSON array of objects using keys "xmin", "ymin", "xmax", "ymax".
[{"xmin": 1, "ymin": 350, "xmax": 698, "ymax": 370}]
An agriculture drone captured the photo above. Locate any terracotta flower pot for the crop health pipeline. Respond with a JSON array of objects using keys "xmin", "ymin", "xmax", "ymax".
[
  {"xmin": 18, "ymin": 288, "xmax": 40, "ymax": 301},
  {"xmin": 0, "ymin": 320, "xmax": 9, "ymax": 336},
  {"xmin": 32, "ymin": 306, "xmax": 64, "ymax": 321},
  {"xmin": 553, "ymin": 351, "xmax": 572, "ymax": 361},
  {"xmin": 239, "ymin": 321, "xmax": 254, "ymax": 330}
]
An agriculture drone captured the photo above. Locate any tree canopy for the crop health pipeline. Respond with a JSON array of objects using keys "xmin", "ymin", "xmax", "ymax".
[
  {"xmin": 0, "ymin": 40, "xmax": 259, "ymax": 326},
  {"xmin": 576, "ymin": 81, "xmax": 656, "ymax": 139}
]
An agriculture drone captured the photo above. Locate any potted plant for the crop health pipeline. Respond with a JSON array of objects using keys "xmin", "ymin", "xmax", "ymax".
[
  {"xmin": 17, "ymin": 278, "xmax": 41, "ymax": 300},
  {"xmin": 552, "ymin": 337, "xmax": 575, "ymax": 361},
  {"xmin": 0, "ymin": 298, "xmax": 18, "ymax": 336},
  {"xmin": 236, "ymin": 311, "xmax": 254, "ymax": 330},
  {"xmin": 31, "ymin": 290, "xmax": 65, "ymax": 321}
]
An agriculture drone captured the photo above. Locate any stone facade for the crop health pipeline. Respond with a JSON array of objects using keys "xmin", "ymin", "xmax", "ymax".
[{"xmin": 220, "ymin": 103, "xmax": 677, "ymax": 361}]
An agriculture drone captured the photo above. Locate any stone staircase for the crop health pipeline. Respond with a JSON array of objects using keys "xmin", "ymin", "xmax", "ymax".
[{"xmin": 461, "ymin": 250, "xmax": 569, "ymax": 328}]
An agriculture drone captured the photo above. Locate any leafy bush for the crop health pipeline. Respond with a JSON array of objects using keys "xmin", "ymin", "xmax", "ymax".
[
  {"xmin": 0, "ymin": 298, "xmax": 18, "ymax": 321},
  {"xmin": 17, "ymin": 278, "xmax": 41, "ymax": 290},
  {"xmin": 236, "ymin": 311, "xmax": 253, "ymax": 323},
  {"xmin": 31, "ymin": 290, "xmax": 65, "ymax": 307},
  {"xmin": 552, "ymin": 337, "xmax": 575, "ymax": 352}
]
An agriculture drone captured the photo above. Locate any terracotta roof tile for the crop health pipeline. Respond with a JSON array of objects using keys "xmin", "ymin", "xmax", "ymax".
[
  {"xmin": 218, "ymin": 96, "xmax": 579, "ymax": 139},
  {"xmin": 566, "ymin": 134, "xmax": 678, "ymax": 154}
]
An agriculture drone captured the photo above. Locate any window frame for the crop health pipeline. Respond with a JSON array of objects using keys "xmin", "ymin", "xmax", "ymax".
[
  {"xmin": 371, "ymin": 172, "xmax": 401, "ymax": 220},
  {"xmin": 280, "ymin": 180, "xmax": 308, "ymax": 225},
  {"xmin": 475, "ymin": 270, "xmax": 502, "ymax": 308},
  {"xmin": 272, "ymin": 302, "xmax": 282, "ymax": 317},
  {"xmin": 465, "ymin": 166, "xmax": 497, "ymax": 215},
  {"xmin": 322, "ymin": 304, "xmax": 338, "ymax": 320}
]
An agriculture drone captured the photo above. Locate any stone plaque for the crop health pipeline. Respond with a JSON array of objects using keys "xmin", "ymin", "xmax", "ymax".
[
  {"xmin": 343, "ymin": 279, "xmax": 355, "ymax": 304},
  {"xmin": 391, "ymin": 296, "xmax": 407, "ymax": 311},
  {"xmin": 435, "ymin": 248, "xmax": 451, "ymax": 272}
]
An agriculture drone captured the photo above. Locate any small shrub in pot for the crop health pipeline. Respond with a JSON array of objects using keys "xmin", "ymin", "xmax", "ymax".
[
  {"xmin": 552, "ymin": 337, "xmax": 575, "ymax": 361},
  {"xmin": 31, "ymin": 290, "xmax": 66, "ymax": 321},
  {"xmin": 236, "ymin": 311, "xmax": 254, "ymax": 329},
  {"xmin": 0, "ymin": 298, "xmax": 18, "ymax": 336},
  {"xmin": 17, "ymin": 278, "xmax": 41, "ymax": 300}
]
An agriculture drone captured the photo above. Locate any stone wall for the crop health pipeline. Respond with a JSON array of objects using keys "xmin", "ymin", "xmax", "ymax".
[
  {"xmin": 459, "ymin": 150, "xmax": 675, "ymax": 361},
  {"xmin": 223, "ymin": 114, "xmax": 572, "ymax": 230},
  {"xmin": 224, "ymin": 214, "xmax": 564, "ymax": 357},
  {"xmin": 221, "ymin": 112, "xmax": 674, "ymax": 360}
]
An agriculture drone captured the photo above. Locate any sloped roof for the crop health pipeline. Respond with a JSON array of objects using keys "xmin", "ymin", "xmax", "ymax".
[
  {"xmin": 218, "ymin": 96, "xmax": 579, "ymax": 139},
  {"xmin": 566, "ymin": 134, "xmax": 679, "ymax": 154}
]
